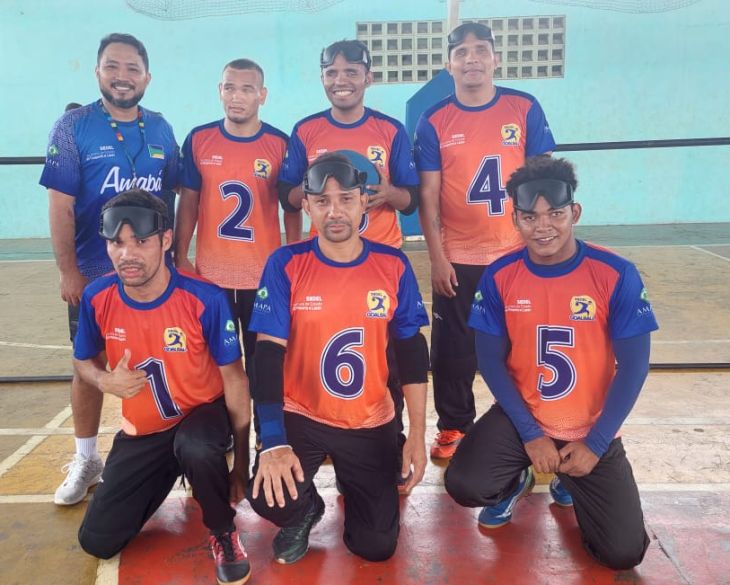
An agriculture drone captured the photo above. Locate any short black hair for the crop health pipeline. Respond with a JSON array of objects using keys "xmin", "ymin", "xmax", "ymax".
[
  {"xmin": 506, "ymin": 156, "xmax": 578, "ymax": 201},
  {"xmin": 223, "ymin": 58, "xmax": 265, "ymax": 84},
  {"xmin": 97, "ymin": 33, "xmax": 149, "ymax": 71},
  {"xmin": 64, "ymin": 102, "xmax": 82, "ymax": 112},
  {"xmin": 101, "ymin": 189, "xmax": 170, "ymax": 230},
  {"xmin": 447, "ymin": 22, "xmax": 495, "ymax": 57}
]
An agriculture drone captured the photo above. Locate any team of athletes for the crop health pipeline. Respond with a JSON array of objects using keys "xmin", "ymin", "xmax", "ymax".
[{"xmin": 41, "ymin": 23, "xmax": 657, "ymax": 585}]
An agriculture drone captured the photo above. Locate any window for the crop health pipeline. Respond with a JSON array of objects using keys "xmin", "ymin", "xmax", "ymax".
[{"xmin": 357, "ymin": 15, "xmax": 566, "ymax": 84}]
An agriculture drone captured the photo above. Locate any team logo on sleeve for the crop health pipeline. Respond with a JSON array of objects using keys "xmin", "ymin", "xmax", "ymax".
[
  {"xmin": 48, "ymin": 144, "xmax": 60, "ymax": 156},
  {"xmin": 254, "ymin": 159, "xmax": 272, "ymax": 179},
  {"xmin": 569, "ymin": 296, "xmax": 596, "ymax": 321},
  {"xmin": 501, "ymin": 124, "xmax": 521, "ymax": 146},
  {"xmin": 366, "ymin": 290, "xmax": 390, "ymax": 318},
  {"xmin": 163, "ymin": 327, "xmax": 187, "ymax": 352},
  {"xmin": 367, "ymin": 146, "xmax": 387, "ymax": 168},
  {"xmin": 474, "ymin": 290, "xmax": 484, "ymax": 302},
  {"xmin": 225, "ymin": 320, "xmax": 236, "ymax": 332}
]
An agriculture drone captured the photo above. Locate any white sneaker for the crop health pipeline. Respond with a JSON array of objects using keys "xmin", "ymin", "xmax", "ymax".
[{"xmin": 54, "ymin": 453, "xmax": 104, "ymax": 505}]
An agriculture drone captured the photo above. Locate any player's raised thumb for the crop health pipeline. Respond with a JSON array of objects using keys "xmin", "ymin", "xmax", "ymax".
[{"xmin": 118, "ymin": 349, "xmax": 132, "ymax": 370}]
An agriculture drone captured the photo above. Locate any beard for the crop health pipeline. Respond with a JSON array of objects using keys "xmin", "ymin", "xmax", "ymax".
[{"xmin": 101, "ymin": 87, "xmax": 145, "ymax": 110}]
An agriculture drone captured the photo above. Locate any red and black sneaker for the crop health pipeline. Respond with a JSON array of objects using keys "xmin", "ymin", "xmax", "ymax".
[{"xmin": 209, "ymin": 528, "xmax": 251, "ymax": 585}]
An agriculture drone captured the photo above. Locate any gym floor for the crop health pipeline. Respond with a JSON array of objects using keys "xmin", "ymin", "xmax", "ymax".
[{"xmin": 0, "ymin": 224, "xmax": 728, "ymax": 584}]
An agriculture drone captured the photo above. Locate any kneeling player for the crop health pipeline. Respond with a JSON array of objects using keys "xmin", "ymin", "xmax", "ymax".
[
  {"xmin": 74, "ymin": 190, "xmax": 252, "ymax": 585},
  {"xmin": 247, "ymin": 153, "xmax": 429, "ymax": 564},
  {"xmin": 445, "ymin": 157, "xmax": 658, "ymax": 570}
]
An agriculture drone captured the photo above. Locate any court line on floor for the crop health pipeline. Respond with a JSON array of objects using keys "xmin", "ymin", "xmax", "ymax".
[
  {"xmin": 95, "ymin": 554, "xmax": 119, "ymax": 585},
  {"xmin": 0, "ymin": 427, "xmax": 118, "ymax": 436},
  {"xmin": 690, "ymin": 245, "xmax": 730, "ymax": 263},
  {"xmin": 0, "ymin": 340, "xmax": 72, "ymax": 350},
  {"xmin": 0, "ymin": 406, "xmax": 71, "ymax": 478}
]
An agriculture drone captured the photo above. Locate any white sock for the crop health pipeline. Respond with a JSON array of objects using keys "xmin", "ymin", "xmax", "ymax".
[{"xmin": 75, "ymin": 436, "xmax": 98, "ymax": 459}]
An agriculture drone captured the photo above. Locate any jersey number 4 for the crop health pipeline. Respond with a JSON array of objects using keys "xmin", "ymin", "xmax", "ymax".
[
  {"xmin": 467, "ymin": 155, "xmax": 508, "ymax": 216},
  {"xmin": 218, "ymin": 180, "xmax": 255, "ymax": 242},
  {"xmin": 321, "ymin": 328, "xmax": 366, "ymax": 399},
  {"xmin": 137, "ymin": 358, "xmax": 182, "ymax": 420},
  {"xmin": 536, "ymin": 326, "xmax": 577, "ymax": 400}
]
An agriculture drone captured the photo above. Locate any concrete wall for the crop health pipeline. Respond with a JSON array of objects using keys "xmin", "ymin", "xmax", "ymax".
[{"xmin": 1, "ymin": 0, "xmax": 728, "ymax": 238}]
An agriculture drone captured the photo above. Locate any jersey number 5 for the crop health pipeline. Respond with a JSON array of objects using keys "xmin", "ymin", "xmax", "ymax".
[
  {"xmin": 321, "ymin": 328, "xmax": 366, "ymax": 399},
  {"xmin": 467, "ymin": 155, "xmax": 508, "ymax": 216},
  {"xmin": 137, "ymin": 358, "xmax": 182, "ymax": 420},
  {"xmin": 536, "ymin": 326, "xmax": 577, "ymax": 400},
  {"xmin": 218, "ymin": 180, "xmax": 255, "ymax": 242}
]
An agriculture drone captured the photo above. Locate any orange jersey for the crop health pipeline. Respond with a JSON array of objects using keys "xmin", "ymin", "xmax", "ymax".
[
  {"xmin": 249, "ymin": 238, "xmax": 428, "ymax": 429},
  {"xmin": 415, "ymin": 88, "xmax": 555, "ymax": 265},
  {"xmin": 469, "ymin": 242, "xmax": 658, "ymax": 440},
  {"xmin": 181, "ymin": 121, "xmax": 288, "ymax": 289},
  {"xmin": 278, "ymin": 108, "xmax": 419, "ymax": 248},
  {"xmin": 74, "ymin": 269, "xmax": 242, "ymax": 436}
]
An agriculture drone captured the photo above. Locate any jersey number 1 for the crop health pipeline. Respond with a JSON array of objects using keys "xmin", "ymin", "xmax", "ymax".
[
  {"xmin": 218, "ymin": 180, "xmax": 255, "ymax": 241},
  {"xmin": 137, "ymin": 358, "xmax": 182, "ymax": 420},
  {"xmin": 467, "ymin": 155, "xmax": 508, "ymax": 216}
]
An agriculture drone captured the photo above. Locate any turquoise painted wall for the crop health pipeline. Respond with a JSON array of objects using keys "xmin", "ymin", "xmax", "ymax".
[{"xmin": 1, "ymin": 0, "xmax": 728, "ymax": 238}]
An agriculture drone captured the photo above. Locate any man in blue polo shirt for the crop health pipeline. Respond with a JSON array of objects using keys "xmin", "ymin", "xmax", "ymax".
[{"xmin": 40, "ymin": 32, "xmax": 179, "ymax": 506}]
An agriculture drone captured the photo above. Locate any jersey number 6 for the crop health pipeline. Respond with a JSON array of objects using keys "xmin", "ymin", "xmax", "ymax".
[{"xmin": 321, "ymin": 328, "xmax": 366, "ymax": 399}]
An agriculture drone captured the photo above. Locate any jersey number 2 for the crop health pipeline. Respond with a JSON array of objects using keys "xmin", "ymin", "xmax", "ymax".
[
  {"xmin": 320, "ymin": 328, "xmax": 366, "ymax": 399},
  {"xmin": 467, "ymin": 155, "xmax": 508, "ymax": 216},
  {"xmin": 137, "ymin": 358, "xmax": 182, "ymax": 419},
  {"xmin": 218, "ymin": 181, "xmax": 255, "ymax": 241},
  {"xmin": 536, "ymin": 326, "xmax": 577, "ymax": 400}
]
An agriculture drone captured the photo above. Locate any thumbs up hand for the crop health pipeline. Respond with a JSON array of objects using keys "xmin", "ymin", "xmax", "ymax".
[{"xmin": 99, "ymin": 349, "xmax": 148, "ymax": 399}]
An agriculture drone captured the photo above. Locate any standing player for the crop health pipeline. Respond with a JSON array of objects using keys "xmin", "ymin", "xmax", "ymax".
[
  {"xmin": 75, "ymin": 190, "xmax": 251, "ymax": 585},
  {"xmin": 247, "ymin": 154, "xmax": 429, "ymax": 564},
  {"xmin": 40, "ymin": 33, "xmax": 179, "ymax": 505},
  {"xmin": 415, "ymin": 22, "xmax": 556, "ymax": 459},
  {"xmin": 445, "ymin": 157, "xmax": 657, "ymax": 570},
  {"xmin": 175, "ymin": 58, "xmax": 297, "ymax": 372},
  {"xmin": 278, "ymin": 39, "xmax": 419, "ymax": 247}
]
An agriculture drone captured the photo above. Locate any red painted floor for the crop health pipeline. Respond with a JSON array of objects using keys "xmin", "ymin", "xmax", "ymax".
[{"xmin": 118, "ymin": 492, "xmax": 730, "ymax": 585}]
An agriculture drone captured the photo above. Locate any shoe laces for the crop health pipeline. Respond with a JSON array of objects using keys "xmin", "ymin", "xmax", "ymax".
[
  {"xmin": 60, "ymin": 454, "xmax": 96, "ymax": 485},
  {"xmin": 210, "ymin": 530, "xmax": 247, "ymax": 562},
  {"xmin": 435, "ymin": 429, "xmax": 463, "ymax": 445}
]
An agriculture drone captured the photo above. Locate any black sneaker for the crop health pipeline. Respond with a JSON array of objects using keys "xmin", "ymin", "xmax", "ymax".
[
  {"xmin": 209, "ymin": 528, "xmax": 251, "ymax": 585},
  {"xmin": 273, "ymin": 495, "xmax": 325, "ymax": 564}
]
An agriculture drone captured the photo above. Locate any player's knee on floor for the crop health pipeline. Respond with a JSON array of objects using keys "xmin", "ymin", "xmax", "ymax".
[
  {"xmin": 585, "ymin": 530, "xmax": 649, "ymax": 570},
  {"xmin": 344, "ymin": 526, "xmax": 398, "ymax": 562},
  {"xmin": 78, "ymin": 524, "xmax": 127, "ymax": 560}
]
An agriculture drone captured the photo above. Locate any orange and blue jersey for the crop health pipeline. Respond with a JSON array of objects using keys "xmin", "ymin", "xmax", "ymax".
[
  {"xmin": 278, "ymin": 108, "xmax": 419, "ymax": 248},
  {"xmin": 40, "ymin": 100, "xmax": 179, "ymax": 279},
  {"xmin": 468, "ymin": 241, "xmax": 658, "ymax": 441},
  {"xmin": 74, "ymin": 267, "xmax": 241, "ymax": 436},
  {"xmin": 180, "ymin": 121, "xmax": 288, "ymax": 290},
  {"xmin": 415, "ymin": 88, "xmax": 555, "ymax": 265},
  {"xmin": 249, "ymin": 238, "xmax": 429, "ymax": 429}
]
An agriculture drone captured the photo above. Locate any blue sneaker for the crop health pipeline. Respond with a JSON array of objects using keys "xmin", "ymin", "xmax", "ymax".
[
  {"xmin": 478, "ymin": 468, "xmax": 535, "ymax": 528},
  {"xmin": 549, "ymin": 477, "xmax": 573, "ymax": 507}
]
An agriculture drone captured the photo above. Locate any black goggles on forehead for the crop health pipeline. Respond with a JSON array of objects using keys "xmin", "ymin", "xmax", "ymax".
[
  {"xmin": 99, "ymin": 206, "xmax": 166, "ymax": 240},
  {"xmin": 512, "ymin": 179, "xmax": 574, "ymax": 212},
  {"xmin": 447, "ymin": 22, "xmax": 495, "ymax": 52},
  {"xmin": 320, "ymin": 42, "xmax": 371, "ymax": 70},
  {"xmin": 302, "ymin": 160, "xmax": 367, "ymax": 195}
]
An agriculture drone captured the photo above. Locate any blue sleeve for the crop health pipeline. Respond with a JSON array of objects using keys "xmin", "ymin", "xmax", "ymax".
[
  {"xmin": 73, "ymin": 291, "xmax": 104, "ymax": 360},
  {"xmin": 389, "ymin": 256, "xmax": 429, "ymax": 339},
  {"xmin": 179, "ymin": 130, "xmax": 202, "ymax": 190},
  {"xmin": 467, "ymin": 269, "xmax": 506, "ymax": 336},
  {"xmin": 609, "ymin": 263, "xmax": 659, "ymax": 339},
  {"xmin": 413, "ymin": 114, "xmax": 441, "ymax": 172},
  {"xmin": 161, "ymin": 120, "xmax": 180, "ymax": 190},
  {"xmin": 389, "ymin": 125, "xmax": 419, "ymax": 187},
  {"xmin": 475, "ymin": 331, "xmax": 544, "ymax": 442},
  {"xmin": 200, "ymin": 289, "xmax": 243, "ymax": 365},
  {"xmin": 277, "ymin": 127, "xmax": 308, "ymax": 186},
  {"xmin": 524, "ymin": 98, "xmax": 556, "ymax": 157},
  {"xmin": 248, "ymin": 251, "xmax": 292, "ymax": 339},
  {"xmin": 584, "ymin": 333, "xmax": 651, "ymax": 457},
  {"xmin": 39, "ymin": 113, "xmax": 81, "ymax": 196}
]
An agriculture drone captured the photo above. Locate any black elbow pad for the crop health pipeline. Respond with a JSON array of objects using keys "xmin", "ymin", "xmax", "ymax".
[
  {"xmin": 251, "ymin": 340, "xmax": 286, "ymax": 403},
  {"xmin": 393, "ymin": 332, "xmax": 429, "ymax": 384}
]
